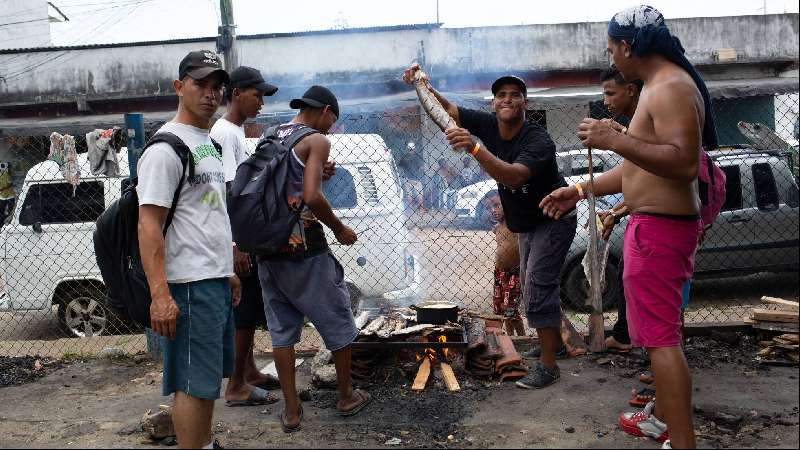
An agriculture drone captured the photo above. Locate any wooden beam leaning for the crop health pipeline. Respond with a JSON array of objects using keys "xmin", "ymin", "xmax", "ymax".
[
  {"xmin": 440, "ymin": 363, "xmax": 461, "ymax": 392},
  {"xmin": 412, "ymin": 358, "xmax": 432, "ymax": 392}
]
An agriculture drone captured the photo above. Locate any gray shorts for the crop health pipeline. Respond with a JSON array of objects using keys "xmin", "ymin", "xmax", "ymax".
[
  {"xmin": 519, "ymin": 215, "xmax": 577, "ymax": 329},
  {"xmin": 258, "ymin": 251, "xmax": 358, "ymax": 352}
]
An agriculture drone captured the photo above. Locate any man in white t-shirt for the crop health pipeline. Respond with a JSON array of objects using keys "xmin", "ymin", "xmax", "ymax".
[
  {"xmin": 210, "ymin": 66, "xmax": 280, "ymax": 407},
  {"xmin": 137, "ymin": 50, "xmax": 239, "ymax": 450}
]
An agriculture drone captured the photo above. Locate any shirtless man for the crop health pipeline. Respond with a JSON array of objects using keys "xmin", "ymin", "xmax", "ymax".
[
  {"xmin": 540, "ymin": 6, "xmax": 718, "ymax": 449},
  {"xmin": 490, "ymin": 195, "xmax": 525, "ymax": 336}
]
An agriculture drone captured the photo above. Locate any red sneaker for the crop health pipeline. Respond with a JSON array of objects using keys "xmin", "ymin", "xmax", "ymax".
[{"xmin": 619, "ymin": 401, "xmax": 669, "ymax": 442}]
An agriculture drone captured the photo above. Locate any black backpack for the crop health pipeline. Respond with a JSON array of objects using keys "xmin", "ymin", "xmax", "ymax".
[
  {"xmin": 227, "ymin": 125, "xmax": 317, "ymax": 255},
  {"xmin": 93, "ymin": 132, "xmax": 221, "ymax": 328}
]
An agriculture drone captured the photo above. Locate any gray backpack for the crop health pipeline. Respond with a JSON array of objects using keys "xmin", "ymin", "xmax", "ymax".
[{"xmin": 227, "ymin": 125, "xmax": 317, "ymax": 255}]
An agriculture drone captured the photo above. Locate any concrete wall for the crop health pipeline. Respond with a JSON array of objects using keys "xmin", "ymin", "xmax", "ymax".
[
  {"xmin": 0, "ymin": 0, "xmax": 51, "ymax": 50},
  {"xmin": 0, "ymin": 14, "xmax": 797, "ymax": 108}
]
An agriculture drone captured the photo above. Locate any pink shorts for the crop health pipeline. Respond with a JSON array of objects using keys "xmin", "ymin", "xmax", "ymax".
[{"xmin": 623, "ymin": 213, "xmax": 701, "ymax": 348}]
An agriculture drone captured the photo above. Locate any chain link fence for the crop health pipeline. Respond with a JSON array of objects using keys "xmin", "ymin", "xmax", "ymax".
[{"xmin": 0, "ymin": 90, "xmax": 798, "ymax": 358}]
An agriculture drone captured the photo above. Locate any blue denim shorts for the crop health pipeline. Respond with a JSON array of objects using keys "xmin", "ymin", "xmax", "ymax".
[{"xmin": 161, "ymin": 278, "xmax": 234, "ymax": 400}]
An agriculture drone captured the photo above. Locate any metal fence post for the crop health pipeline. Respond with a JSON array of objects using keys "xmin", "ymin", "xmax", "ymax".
[{"xmin": 124, "ymin": 112, "xmax": 145, "ymax": 180}]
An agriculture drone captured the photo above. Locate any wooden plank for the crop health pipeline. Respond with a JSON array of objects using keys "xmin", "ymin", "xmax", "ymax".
[
  {"xmin": 777, "ymin": 333, "xmax": 800, "ymax": 344},
  {"xmin": 411, "ymin": 358, "xmax": 431, "ymax": 392},
  {"xmin": 440, "ymin": 363, "xmax": 461, "ymax": 392},
  {"xmin": 761, "ymin": 296, "xmax": 799, "ymax": 311},
  {"xmin": 750, "ymin": 320, "xmax": 800, "ymax": 333},
  {"xmin": 751, "ymin": 309, "xmax": 799, "ymax": 324}
]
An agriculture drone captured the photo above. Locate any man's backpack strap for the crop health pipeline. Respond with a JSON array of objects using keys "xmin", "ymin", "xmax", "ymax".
[
  {"xmin": 210, "ymin": 138, "xmax": 223, "ymax": 158},
  {"xmin": 283, "ymin": 126, "xmax": 319, "ymax": 150},
  {"xmin": 142, "ymin": 132, "xmax": 192, "ymax": 236},
  {"xmin": 260, "ymin": 125, "xmax": 319, "ymax": 151}
]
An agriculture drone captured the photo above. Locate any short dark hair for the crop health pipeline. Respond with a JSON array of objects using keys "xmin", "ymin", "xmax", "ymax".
[{"xmin": 600, "ymin": 66, "xmax": 643, "ymax": 90}]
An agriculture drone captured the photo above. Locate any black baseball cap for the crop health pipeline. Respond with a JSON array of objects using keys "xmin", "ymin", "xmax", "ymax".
[
  {"xmin": 178, "ymin": 50, "xmax": 230, "ymax": 83},
  {"xmin": 229, "ymin": 66, "xmax": 278, "ymax": 96},
  {"xmin": 290, "ymin": 85, "xmax": 340, "ymax": 118},
  {"xmin": 491, "ymin": 75, "xmax": 527, "ymax": 97}
]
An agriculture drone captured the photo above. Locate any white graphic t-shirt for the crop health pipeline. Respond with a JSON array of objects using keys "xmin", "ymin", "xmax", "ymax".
[
  {"xmin": 137, "ymin": 122, "xmax": 234, "ymax": 283},
  {"xmin": 210, "ymin": 117, "xmax": 249, "ymax": 183}
]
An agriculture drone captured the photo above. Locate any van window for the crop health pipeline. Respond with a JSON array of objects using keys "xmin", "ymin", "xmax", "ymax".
[
  {"xmin": 323, "ymin": 168, "xmax": 357, "ymax": 209},
  {"xmin": 19, "ymin": 182, "xmax": 105, "ymax": 226},
  {"xmin": 720, "ymin": 165, "xmax": 742, "ymax": 211},
  {"xmin": 752, "ymin": 163, "xmax": 780, "ymax": 211}
]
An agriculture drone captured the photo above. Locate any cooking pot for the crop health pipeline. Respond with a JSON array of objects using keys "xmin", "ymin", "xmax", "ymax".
[{"xmin": 411, "ymin": 301, "xmax": 460, "ymax": 325}]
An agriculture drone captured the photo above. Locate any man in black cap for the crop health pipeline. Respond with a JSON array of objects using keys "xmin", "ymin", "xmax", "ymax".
[
  {"xmin": 403, "ymin": 64, "xmax": 576, "ymax": 390},
  {"xmin": 210, "ymin": 66, "xmax": 280, "ymax": 408},
  {"xmin": 256, "ymin": 85, "xmax": 371, "ymax": 432},
  {"xmin": 139, "ymin": 50, "xmax": 236, "ymax": 448}
]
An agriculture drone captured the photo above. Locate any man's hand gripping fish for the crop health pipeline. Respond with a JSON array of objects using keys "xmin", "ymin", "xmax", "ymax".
[{"xmin": 413, "ymin": 69, "xmax": 457, "ymax": 132}]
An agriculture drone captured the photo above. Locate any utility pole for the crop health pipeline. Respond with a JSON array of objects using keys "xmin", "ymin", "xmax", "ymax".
[
  {"xmin": 217, "ymin": 0, "xmax": 239, "ymax": 72},
  {"xmin": 435, "ymin": 0, "xmax": 440, "ymax": 24}
]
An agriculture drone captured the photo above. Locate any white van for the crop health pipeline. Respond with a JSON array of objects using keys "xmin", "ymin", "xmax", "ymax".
[{"xmin": 0, "ymin": 133, "xmax": 419, "ymax": 337}]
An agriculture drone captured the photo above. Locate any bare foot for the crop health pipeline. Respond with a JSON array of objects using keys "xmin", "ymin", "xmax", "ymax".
[{"xmin": 605, "ymin": 336, "xmax": 632, "ymax": 352}]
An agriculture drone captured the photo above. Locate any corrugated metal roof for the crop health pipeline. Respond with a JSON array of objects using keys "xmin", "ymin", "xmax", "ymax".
[{"xmin": 0, "ymin": 23, "xmax": 441, "ymax": 54}]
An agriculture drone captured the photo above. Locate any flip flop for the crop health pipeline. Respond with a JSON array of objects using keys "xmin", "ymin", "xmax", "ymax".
[
  {"xmin": 251, "ymin": 375, "xmax": 281, "ymax": 390},
  {"xmin": 225, "ymin": 387, "xmax": 278, "ymax": 407},
  {"xmin": 628, "ymin": 387, "xmax": 656, "ymax": 407},
  {"xmin": 279, "ymin": 406, "xmax": 303, "ymax": 434},
  {"xmin": 639, "ymin": 371, "xmax": 655, "ymax": 385},
  {"xmin": 337, "ymin": 389, "xmax": 372, "ymax": 417}
]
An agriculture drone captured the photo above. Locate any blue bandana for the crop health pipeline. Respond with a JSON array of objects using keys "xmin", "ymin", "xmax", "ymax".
[{"xmin": 608, "ymin": 5, "xmax": 718, "ymax": 150}]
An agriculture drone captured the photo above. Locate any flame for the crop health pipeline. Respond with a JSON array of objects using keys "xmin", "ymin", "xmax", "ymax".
[{"xmin": 439, "ymin": 335, "xmax": 449, "ymax": 360}]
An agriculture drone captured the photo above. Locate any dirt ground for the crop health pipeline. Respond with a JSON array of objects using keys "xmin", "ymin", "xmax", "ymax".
[{"xmin": 0, "ymin": 335, "xmax": 797, "ymax": 449}]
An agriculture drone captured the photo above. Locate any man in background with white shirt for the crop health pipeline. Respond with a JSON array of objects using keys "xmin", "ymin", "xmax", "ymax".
[{"xmin": 211, "ymin": 66, "xmax": 281, "ymax": 407}]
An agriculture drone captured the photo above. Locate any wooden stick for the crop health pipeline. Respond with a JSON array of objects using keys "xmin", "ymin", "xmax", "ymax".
[
  {"xmin": 752, "ymin": 308, "xmax": 799, "ymax": 323},
  {"xmin": 761, "ymin": 296, "xmax": 799, "ymax": 311},
  {"xmin": 411, "ymin": 358, "xmax": 431, "ymax": 392},
  {"xmin": 585, "ymin": 146, "xmax": 605, "ymax": 353},
  {"xmin": 439, "ymin": 363, "xmax": 461, "ymax": 392}
]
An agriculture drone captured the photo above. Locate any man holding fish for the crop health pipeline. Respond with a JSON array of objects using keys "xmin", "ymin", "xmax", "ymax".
[{"xmin": 403, "ymin": 65, "xmax": 577, "ymax": 390}]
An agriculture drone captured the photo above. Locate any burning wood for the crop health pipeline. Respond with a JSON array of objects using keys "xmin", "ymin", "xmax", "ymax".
[
  {"xmin": 412, "ymin": 358, "xmax": 432, "ymax": 391},
  {"xmin": 439, "ymin": 363, "xmax": 461, "ymax": 392}
]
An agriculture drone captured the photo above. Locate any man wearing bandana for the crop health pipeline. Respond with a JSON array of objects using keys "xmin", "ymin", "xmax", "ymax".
[{"xmin": 541, "ymin": 5, "xmax": 718, "ymax": 448}]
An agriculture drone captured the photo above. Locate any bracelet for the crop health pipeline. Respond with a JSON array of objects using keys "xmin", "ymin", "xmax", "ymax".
[
  {"xmin": 469, "ymin": 143, "xmax": 481, "ymax": 156},
  {"xmin": 574, "ymin": 183, "xmax": 585, "ymax": 200}
]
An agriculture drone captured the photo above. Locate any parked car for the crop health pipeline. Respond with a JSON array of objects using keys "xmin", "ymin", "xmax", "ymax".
[
  {"xmin": 454, "ymin": 148, "xmax": 622, "ymax": 228},
  {"xmin": 560, "ymin": 148, "xmax": 800, "ymax": 310},
  {"xmin": 0, "ymin": 134, "xmax": 419, "ymax": 337}
]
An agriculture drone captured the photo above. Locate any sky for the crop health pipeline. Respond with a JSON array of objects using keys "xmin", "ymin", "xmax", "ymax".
[{"xmin": 30, "ymin": 0, "xmax": 800, "ymax": 47}]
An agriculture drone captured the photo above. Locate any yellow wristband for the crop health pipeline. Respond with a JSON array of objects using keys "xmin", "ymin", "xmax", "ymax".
[
  {"xmin": 470, "ymin": 143, "xmax": 481, "ymax": 156},
  {"xmin": 574, "ymin": 183, "xmax": 585, "ymax": 200}
]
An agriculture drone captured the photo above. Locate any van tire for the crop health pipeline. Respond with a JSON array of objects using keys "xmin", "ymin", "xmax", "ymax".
[
  {"xmin": 56, "ymin": 285, "xmax": 131, "ymax": 338},
  {"xmin": 561, "ymin": 256, "xmax": 623, "ymax": 312}
]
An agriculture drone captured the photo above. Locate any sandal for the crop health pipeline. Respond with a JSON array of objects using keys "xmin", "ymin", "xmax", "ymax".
[
  {"xmin": 337, "ymin": 389, "xmax": 372, "ymax": 417},
  {"xmin": 225, "ymin": 387, "xmax": 278, "ymax": 407},
  {"xmin": 629, "ymin": 386, "xmax": 656, "ymax": 407}
]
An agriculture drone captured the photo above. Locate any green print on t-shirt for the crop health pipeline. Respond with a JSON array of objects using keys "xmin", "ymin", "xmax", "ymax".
[{"xmin": 191, "ymin": 144, "xmax": 222, "ymax": 165}]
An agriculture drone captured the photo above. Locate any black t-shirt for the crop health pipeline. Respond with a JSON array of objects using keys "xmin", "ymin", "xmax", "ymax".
[{"xmin": 458, "ymin": 107, "xmax": 567, "ymax": 232}]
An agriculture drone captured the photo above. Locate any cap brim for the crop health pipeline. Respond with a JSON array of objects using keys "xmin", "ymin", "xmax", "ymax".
[
  {"xmin": 255, "ymin": 82, "xmax": 279, "ymax": 96},
  {"xmin": 289, "ymin": 97, "xmax": 325, "ymax": 110},
  {"xmin": 186, "ymin": 67, "xmax": 230, "ymax": 84}
]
